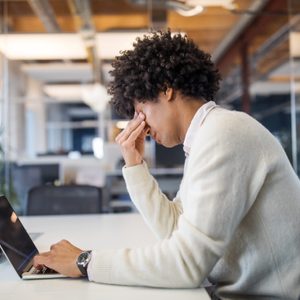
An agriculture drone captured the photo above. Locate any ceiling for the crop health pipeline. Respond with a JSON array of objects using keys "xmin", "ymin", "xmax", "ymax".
[
  {"xmin": 0, "ymin": 0, "xmax": 299, "ymax": 105},
  {"xmin": 1, "ymin": 0, "xmax": 256, "ymax": 55}
]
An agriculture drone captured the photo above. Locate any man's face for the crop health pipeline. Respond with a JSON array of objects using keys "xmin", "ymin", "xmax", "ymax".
[{"xmin": 134, "ymin": 94, "xmax": 181, "ymax": 148}]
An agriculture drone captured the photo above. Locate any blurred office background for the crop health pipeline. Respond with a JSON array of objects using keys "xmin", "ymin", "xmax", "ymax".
[{"xmin": 0, "ymin": 0, "xmax": 299, "ymax": 215}]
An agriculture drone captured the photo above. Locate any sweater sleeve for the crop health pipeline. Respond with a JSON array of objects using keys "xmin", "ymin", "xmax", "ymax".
[
  {"xmin": 122, "ymin": 161, "xmax": 183, "ymax": 240},
  {"xmin": 88, "ymin": 112, "xmax": 269, "ymax": 288}
]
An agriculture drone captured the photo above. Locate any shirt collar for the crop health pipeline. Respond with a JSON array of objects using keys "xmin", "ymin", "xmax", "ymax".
[{"xmin": 183, "ymin": 101, "xmax": 218, "ymax": 157}]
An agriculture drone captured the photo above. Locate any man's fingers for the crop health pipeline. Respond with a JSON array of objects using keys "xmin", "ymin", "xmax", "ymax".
[
  {"xmin": 39, "ymin": 251, "xmax": 51, "ymax": 257},
  {"xmin": 121, "ymin": 121, "xmax": 146, "ymax": 147},
  {"xmin": 116, "ymin": 113, "xmax": 145, "ymax": 144},
  {"xmin": 33, "ymin": 252, "xmax": 51, "ymax": 268},
  {"xmin": 116, "ymin": 119, "xmax": 142, "ymax": 143},
  {"xmin": 50, "ymin": 243, "xmax": 56, "ymax": 250}
]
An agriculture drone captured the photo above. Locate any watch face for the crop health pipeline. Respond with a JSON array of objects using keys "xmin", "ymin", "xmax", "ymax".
[
  {"xmin": 79, "ymin": 252, "xmax": 89, "ymax": 262},
  {"xmin": 78, "ymin": 251, "xmax": 91, "ymax": 267},
  {"xmin": 77, "ymin": 251, "xmax": 91, "ymax": 276}
]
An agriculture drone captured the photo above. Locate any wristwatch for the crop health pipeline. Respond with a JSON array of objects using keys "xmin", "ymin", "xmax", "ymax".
[{"xmin": 76, "ymin": 250, "xmax": 92, "ymax": 277}]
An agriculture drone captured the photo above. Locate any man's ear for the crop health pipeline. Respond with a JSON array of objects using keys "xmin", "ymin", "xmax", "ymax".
[{"xmin": 164, "ymin": 88, "xmax": 174, "ymax": 102}]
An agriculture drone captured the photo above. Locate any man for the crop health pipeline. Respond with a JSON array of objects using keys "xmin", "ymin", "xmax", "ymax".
[{"xmin": 34, "ymin": 31, "xmax": 300, "ymax": 299}]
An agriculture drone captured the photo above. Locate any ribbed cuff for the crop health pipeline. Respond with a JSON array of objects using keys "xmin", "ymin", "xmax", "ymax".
[
  {"xmin": 87, "ymin": 250, "xmax": 115, "ymax": 283},
  {"xmin": 122, "ymin": 160, "xmax": 152, "ymax": 188}
]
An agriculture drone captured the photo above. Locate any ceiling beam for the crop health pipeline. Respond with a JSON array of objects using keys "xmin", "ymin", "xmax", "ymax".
[
  {"xmin": 68, "ymin": 0, "xmax": 101, "ymax": 83},
  {"xmin": 216, "ymin": 0, "xmax": 289, "ymax": 75},
  {"xmin": 149, "ymin": 0, "xmax": 167, "ymax": 30},
  {"xmin": 27, "ymin": 0, "xmax": 61, "ymax": 32}
]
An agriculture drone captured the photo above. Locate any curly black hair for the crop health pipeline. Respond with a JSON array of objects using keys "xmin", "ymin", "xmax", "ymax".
[{"xmin": 108, "ymin": 30, "xmax": 221, "ymax": 118}]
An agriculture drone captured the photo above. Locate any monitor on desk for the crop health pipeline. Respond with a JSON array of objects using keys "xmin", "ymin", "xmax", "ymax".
[
  {"xmin": 13, "ymin": 163, "xmax": 59, "ymax": 185},
  {"xmin": 155, "ymin": 143, "xmax": 185, "ymax": 168}
]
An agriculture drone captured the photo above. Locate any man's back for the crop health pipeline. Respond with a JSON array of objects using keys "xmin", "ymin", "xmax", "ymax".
[{"xmin": 184, "ymin": 108, "xmax": 300, "ymax": 299}]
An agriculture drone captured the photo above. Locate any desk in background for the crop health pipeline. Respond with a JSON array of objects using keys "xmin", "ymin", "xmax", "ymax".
[
  {"xmin": 105, "ymin": 168, "xmax": 183, "ymax": 212},
  {"xmin": 0, "ymin": 213, "xmax": 209, "ymax": 300}
]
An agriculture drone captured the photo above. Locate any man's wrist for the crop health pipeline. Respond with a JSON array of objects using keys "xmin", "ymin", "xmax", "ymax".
[
  {"xmin": 76, "ymin": 250, "xmax": 92, "ymax": 277},
  {"xmin": 125, "ymin": 160, "xmax": 143, "ymax": 168}
]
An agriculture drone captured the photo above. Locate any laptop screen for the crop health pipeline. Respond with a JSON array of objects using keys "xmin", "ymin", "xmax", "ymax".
[{"xmin": 0, "ymin": 196, "xmax": 38, "ymax": 277}]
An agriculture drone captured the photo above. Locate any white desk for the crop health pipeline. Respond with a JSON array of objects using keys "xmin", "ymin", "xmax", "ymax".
[{"xmin": 0, "ymin": 213, "xmax": 209, "ymax": 300}]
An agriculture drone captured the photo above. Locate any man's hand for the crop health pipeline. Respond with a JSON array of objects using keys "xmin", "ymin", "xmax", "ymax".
[
  {"xmin": 33, "ymin": 240, "xmax": 84, "ymax": 277},
  {"xmin": 115, "ymin": 112, "xmax": 148, "ymax": 167}
]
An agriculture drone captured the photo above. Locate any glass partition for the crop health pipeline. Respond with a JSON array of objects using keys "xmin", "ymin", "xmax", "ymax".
[
  {"xmin": 288, "ymin": 0, "xmax": 300, "ymax": 175},
  {"xmin": 217, "ymin": 0, "xmax": 300, "ymax": 177},
  {"xmin": 0, "ymin": 0, "xmax": 299, "ymax": 217},
  {"xmin": 0, "ymin": 1, "xmax": 19, "ymax": 209}
]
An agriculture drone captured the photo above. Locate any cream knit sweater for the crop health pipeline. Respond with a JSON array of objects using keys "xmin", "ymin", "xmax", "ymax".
[{"xmin": 88, "ymin": 108, "xmax": 300, "ymax": 299}]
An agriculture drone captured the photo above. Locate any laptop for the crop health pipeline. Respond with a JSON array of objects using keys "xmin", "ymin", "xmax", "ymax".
[{"xmin": 0, "ymin": 195, "xmax": 66, "ymax": 280}]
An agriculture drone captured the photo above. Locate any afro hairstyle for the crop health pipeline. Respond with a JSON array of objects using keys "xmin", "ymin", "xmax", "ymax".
[{"xmin": 108, "ymin": 30, "xmax": 221, "ymax": 118}]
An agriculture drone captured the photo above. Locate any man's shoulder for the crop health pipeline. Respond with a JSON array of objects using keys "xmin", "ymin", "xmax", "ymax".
[
  {"xmin": 200, "ymin": 107, "xmax": 262, "ymax": 137},
  {"xmin": 190, "ymin": 107, "xmax": 275, "ymax": 155},
  {"xmin": 206, "ymin": 107, "xmax": 255, "ymax": 125}
]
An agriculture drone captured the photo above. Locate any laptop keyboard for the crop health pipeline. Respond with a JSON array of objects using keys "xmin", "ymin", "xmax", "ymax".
[{"xmin": 30, "ymin": 266, "xmax": 57, "ymax": 275}]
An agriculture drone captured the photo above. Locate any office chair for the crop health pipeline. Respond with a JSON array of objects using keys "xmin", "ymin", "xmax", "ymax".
[{"xmin": 26, "ymin": 185, "xmax": 102, "ymax": 215}]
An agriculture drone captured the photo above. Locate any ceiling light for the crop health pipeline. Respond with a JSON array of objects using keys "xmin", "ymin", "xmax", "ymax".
[
  {"xmin": 185, "ymin": 0, "xmax": 235, "ymax": 10},
  {"xmin": 0, "ymin": 32, "xmax": 185, "ymax": 61},
  {"xmin": 43, "ymin": 83, "xmax": 111, "ymax": 113},
  {"xmin": 175, "ymin": 5, "xmax": 204, "ymax": 17},
  {"xmin": 0, "ymin": 32, "xmax": 148, "ymax": 61},
  {"xmin": 0, "ymin": 34, "xmax": 86, "ymax": 60},
  {"xmin": 44, "ymin": 84, "xmax": 85, "ymax": 101},
  {"xmin": 81, "ymin": 83, "xmax": 111, "ymax": 113},
  {"xmin": 172, "ymin": 0, "xmax": 236, "ymax": 16},
  {"xmin": 22, "ymin": 63, "xmax": 93, "ymax": 83}
]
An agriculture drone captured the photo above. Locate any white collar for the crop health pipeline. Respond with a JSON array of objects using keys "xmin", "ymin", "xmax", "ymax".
[{"xmin": 183, "ymin": 101, "xmax": 218, "ymax": 157}]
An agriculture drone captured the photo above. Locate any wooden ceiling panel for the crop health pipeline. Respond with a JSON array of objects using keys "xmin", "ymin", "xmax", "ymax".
[
  {"xmin": 56, "ymin": 16, "xmax": 76, "ymax": 32},
  {"xmin": 185, "ymin": 29, "xmax": 229, "ymax": 53},
  {"xmin": 90, "ymin": 0, "xmax": 146, "ymax": 15},
  {"xmin": 216, "ymin": 0, "xmax": 290, "ymax": 76},
  {"xmin": 1, "ymin": 1, "xmax": 34, "ymax": 16},
  {"xmin": 49, "ymin": 0, "xmax": 72, "ymax": 16},
  {"xmin": 0, "ymin": 0, "xmax": 293, "ymax": 82},
  {"xmin": 234, "ymin": 0, "xmax": 258, "ymax": 10},
  {"xmin": 93, "ymin": 14, "xmax": 148, "ymax": 31},
  {"xmin": 11, "ymin": 16, "xmax": 47, "ymax": 33},
  {"xmin": 168, "ymin": 11, "xmax": 239, "ymax": 31}
]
